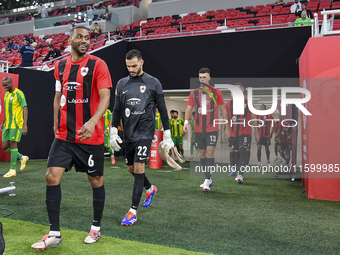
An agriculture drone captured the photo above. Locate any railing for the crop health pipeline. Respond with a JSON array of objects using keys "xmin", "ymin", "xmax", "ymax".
[
  {"xmin": 135, "ymin": 21, "xmax": 313, "ymax": 40},
  {"xmin": 0, "ymin": 60, "xmax": 9, "ymax": 73},
  {"xmin": 34, "ymin": 9, "xmax": 119, "ymax": 29},
  {"xmin": 320, "ymin": 9, "xmax": 340, "ymax": 36}
]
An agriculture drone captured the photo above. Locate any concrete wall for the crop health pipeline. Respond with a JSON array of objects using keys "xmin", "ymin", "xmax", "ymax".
[
  {"xmin": 140, "ymin": 0, "xmax": 153, "ymax": 19},
  {"xmin": 148, "ymin": 0, "xmax": 276, "ymax": 18},
  {"xmin": 111, "ymin": 5, "xmax": 143, "ymax": 27},
  {"xmin": 0, "ymin": 20, "xmax": 34, "ymax": 37}
]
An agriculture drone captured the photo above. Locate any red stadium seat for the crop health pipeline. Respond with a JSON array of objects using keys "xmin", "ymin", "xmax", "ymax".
[{"xmin": 15, "ymin": 58, "xmax": 22, "ymax": 66}]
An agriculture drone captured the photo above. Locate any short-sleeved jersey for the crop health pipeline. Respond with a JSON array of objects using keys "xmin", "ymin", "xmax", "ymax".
[
  {"xmin": 274, "ymin": 121, "xmax": 280, "ymax": 136},
  {"xmin": 187, "ymin": 86, "xmax": 223, "ymax": 133},
  {"xmin": 19, "ymin": 45, "xmax": 34, "ymax": 62},
  {"xmin": 54, "ymin": 54, "xmax": 112, "ymax": 145},
  {"xmin": 155, "ymin": 112, "xmax": 162, "ymax": 130},
  {"xmin": 3, "ymin": 88, "xmax": 27, "ymax": 129},
  {"xmin": 103, "ymin": 109, "xmax": 112, "ymax": 130},
  {"xmin": 112, "ymin": 72, "xmax": 169, "ymax": 143},
  {"xmin": 170, "ymin": 118, "xmax": 184, "ymax": 137},
  {"xmin": 279, "ymin": 121, "xmax": 294, "ymax": 143},
  {"xmin": 256, "ymin": 114, "xmax": 274, "ymax": 138},
  {"xmin": 225, "ymin": 98, "xmax": 252, "ymax": 137}
]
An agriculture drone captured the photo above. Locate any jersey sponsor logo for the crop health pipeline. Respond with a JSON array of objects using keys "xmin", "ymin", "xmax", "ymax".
[
  {"xmin": 122, "ymin": 90, "xmax": 129, "ymax": 94},
  {"xmin": 68, "ymin": 98, "xmax": 89, "ymax": 104},
  {"xmin": 125, "ymin": 108, "xmax": 131, "ymax": 117},
  {"xmin": 127, "ymin": 98, "xmax": 141, "ymax": 105},
  {"xmin": 132, "ymin": 110, "xmax": 145, "ymax": 115},
  {"xmin": 140, "ymin": 85, "xmax": 146, "ymax": 93},
  {"xmin": 10, "ymin": 96, "xmax": 13, "ymax": 101},
  {"xmin": 60, "ymin": 95, "xmax": 66, "ymax": 107},
  {"xmin": 80, "ymin": 67, "xmax": 89, "ymax": 77},
  {"xmin": 63, "ymin": 82, "xmax": 82, "ymax": 91}
]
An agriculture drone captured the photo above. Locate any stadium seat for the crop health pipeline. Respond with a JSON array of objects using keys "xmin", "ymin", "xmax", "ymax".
[{"xmin": 15, "ymin": 58, "xmax": 22, "ymax": 66}]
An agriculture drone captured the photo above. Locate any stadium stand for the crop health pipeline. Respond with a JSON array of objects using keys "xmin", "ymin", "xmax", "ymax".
[{"xmin": 1, "ymin": 0, "xmax": 340, "ymax": 67}]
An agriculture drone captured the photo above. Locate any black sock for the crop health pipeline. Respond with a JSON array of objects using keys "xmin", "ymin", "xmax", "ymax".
[
  {"xmin": 246, "ymin": 150, "xmax": 251, "ymax": 165},
  {"xmin": 205, "ymin": 158, "xmax": 214, "ymax": 179},
  {"xmin": 130, "ymin": 171, "xmax": 151, "ymax": 189},
  {"xmin": 46, "ymin": 184, "xmax": 61, "ymax": 232},
  {"xmin": 275, "ymin": 142, "xmax": 278, "ymax": 156},
  {"xmin": 230, "ymin": 152, "xmax": 235, "ymax": 171},
  {"xmin": 144, "ymin": 174, "xmax": 151, "ymax": 190},
  {"xmin": 92, "ymin": 185, "xmax": 105, "ymax": 227},
  {"xmin": 266, "ymin": 149, "xmax": 270, "ymax": 161},
  {"xmin": 257, "ymin": 149, "xmax": 261, "ymax": 162},
  {"xmin": 235, "ymin": 151, "xmax": 240, "ymax": 172},
  {"xmin": 239, "ymin": 147, "xmax": 247, "ymax": 176},
  {"xmin": 131, "ymin": 173, "xmax": 144, "ymax": 210}
]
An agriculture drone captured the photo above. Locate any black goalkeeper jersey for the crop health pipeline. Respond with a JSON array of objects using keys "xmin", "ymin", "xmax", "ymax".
[{"xmin": 112, "ymin": 72, "xmax": 169, "ymax": 143}]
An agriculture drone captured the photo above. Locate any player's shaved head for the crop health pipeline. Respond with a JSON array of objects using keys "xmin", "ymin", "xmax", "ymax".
[{"xmin": 2, "ymin": 77, "xmax": 12, "ymax": 84}]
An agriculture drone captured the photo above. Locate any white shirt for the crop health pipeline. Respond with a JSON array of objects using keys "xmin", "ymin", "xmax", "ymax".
[
  {"xmin": 291, "ymin": 2, "xmax": 302, "ymax": 13},
  {"xmin": 37, "ymin": 5, "xmax": 43, "ymax": 14},
  {"xmin": 86, "ymin": 23, "xmax": 94, "ymax": 30},
  {"xmin": 41, "ymin": 7, "xmax": 49, "ymax": 18}
]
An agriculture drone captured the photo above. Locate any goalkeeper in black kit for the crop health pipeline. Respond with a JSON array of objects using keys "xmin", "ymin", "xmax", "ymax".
[{"xmin": 110, "ymin": 49, "xmax": 174, "ymax": 225}]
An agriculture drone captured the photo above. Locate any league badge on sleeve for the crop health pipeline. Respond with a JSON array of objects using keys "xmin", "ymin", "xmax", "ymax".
[{"xmin": 140, "ymin": 86, "xmax": 146, "ymax": 93}]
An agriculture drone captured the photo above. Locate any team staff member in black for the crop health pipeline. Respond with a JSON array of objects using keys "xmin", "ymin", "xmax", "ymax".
[
  {"xmin": 110, "ymin": 49, "xmax": 173, "ymax": 226},
  {"xmin": 41, "ymin": 44, "xmax": 62, "ymax": 63},
  {"xmin": 31, "ymin": 26, "xmax": 112, "ymax": 250}
]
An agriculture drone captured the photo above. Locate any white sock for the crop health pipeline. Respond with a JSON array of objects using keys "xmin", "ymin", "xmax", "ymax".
[
  {"xmin": 91, "ymin": 225, "xmax": 100, "ymax": 231},
  {"xmin": 146, "ymin": 185, "xmax": 153, "ymax": 193},
  {"xmin": 129, "ymin": 208, "xmax": 137, "ymax": 214},
  {"xmin": 49, "ymin": 231, "xmax": 60, "ymax": 237}
]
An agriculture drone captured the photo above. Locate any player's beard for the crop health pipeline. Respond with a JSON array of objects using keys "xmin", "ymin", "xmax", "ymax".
[
  {"xmin": 72, "ymin": 42, "xmax": 88, "ymax": 56},
  {"xmin": 130, "ymin": 65, "xmax": 142, "ymax": 77}
]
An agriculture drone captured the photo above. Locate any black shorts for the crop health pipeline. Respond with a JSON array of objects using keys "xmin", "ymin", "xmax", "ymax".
[
  {"xmin": 47, "ymin": 138, "xmax": 105, "ymax": 177},
  {"xmin": 280, "ymin": 142, "xmax": 292, "ymax": 151},
  {"xmin": 228, "ymin": 134, "xmax": 251, "ymax": 150},
  {"xmin": 257, "ymin": 137, "xmax": 271, "ymax": 146},
  {"xmin": 125, "ymin": 139, "xmax": 152, "ymax": 166},
  {"xmin": 195, "ymin": 131, "xmax": 218, "ymax": 150}
]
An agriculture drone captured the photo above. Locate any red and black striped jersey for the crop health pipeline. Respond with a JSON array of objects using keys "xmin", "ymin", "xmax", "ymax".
[
  {"xmin": 256, "ymin": 114, "xmax": 274, "ymax": 138},
  {"xmin": 274, "ymin": 121, "xmax": 280, "ymax": 135},
  {"xmin": 225, "ymin": 98, "xmax": 252, "ymax": 137},
  {"xmin": 187, "ymin": 86, "xmax": 223, "ymax": 133},
  {"xmin": 279, "ymin": 121, "xmax": 294, "ymax": 143},
  {"xmin": 54, "ymin": 54, "xmax": 112, "ymax": 145}
]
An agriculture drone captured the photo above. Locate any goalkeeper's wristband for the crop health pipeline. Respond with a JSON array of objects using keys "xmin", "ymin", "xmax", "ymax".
[{"xmin": 184, "ymin": 120, "xmax": 189, "ymax": 125}]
